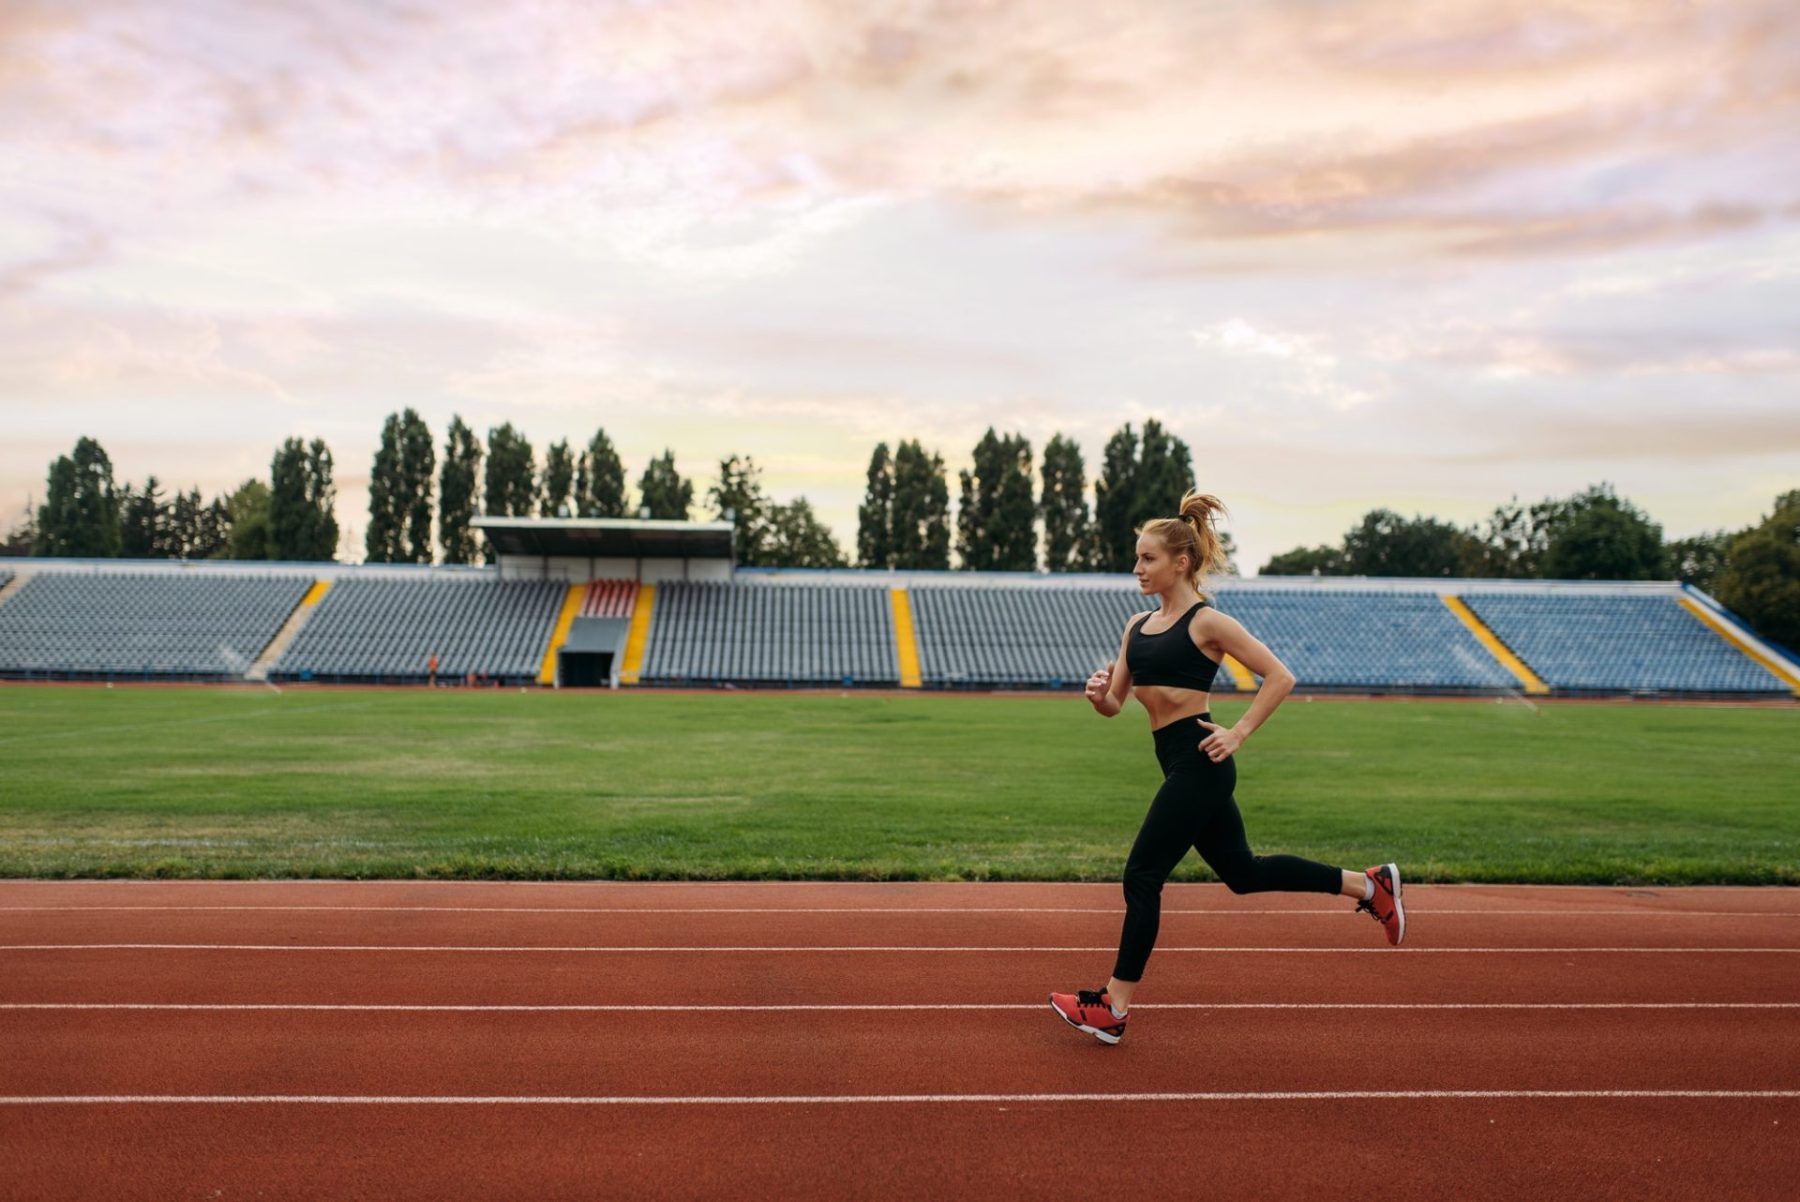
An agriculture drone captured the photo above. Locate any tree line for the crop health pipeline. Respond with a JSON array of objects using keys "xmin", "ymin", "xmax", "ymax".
[
  {"xmin": 1262, "ymin": 485, "xmax": 1800, "ymax": 650},
  {"xmin": 8, "ymin": 422, "xmax": 1795, "ymax": 651}
]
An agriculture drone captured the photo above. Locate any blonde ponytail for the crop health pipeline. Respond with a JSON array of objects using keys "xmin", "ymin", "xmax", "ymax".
[{"xmin": 1137, "ymin": 490, "xmax": 1231, "ymax": 595}]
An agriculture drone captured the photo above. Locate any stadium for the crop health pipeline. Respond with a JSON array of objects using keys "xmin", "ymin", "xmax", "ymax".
[
  {"xmin": 6, "ymin": 1, "xmax": 1800, "ymax": 1197},
  {"xmin": 2, "ymin": 515, "xmax": 1794, "ymax": 697}
]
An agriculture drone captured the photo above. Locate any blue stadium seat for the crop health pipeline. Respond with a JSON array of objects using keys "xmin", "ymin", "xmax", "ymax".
[
  {"xmin": 0, "ymin": 572, "xmax": 311, "ymax": 677},
  {"xmin": 1461, "ymin": 593, "xmax": 1787, "ymax": 693},
  {"xmin": 640, "ymin": 582, "xmax": 897, "ymax": 685},
  {"xmin": 272, "ymin": 577, "xmax": 564, "ymax": 682}
]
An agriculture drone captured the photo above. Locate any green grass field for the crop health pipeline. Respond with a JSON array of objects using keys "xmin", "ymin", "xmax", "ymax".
[{"xmin": 0, "ymin": 684, "xmax": 1794, "ymax": 884}]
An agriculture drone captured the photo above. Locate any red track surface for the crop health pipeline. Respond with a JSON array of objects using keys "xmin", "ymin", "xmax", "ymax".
[{"xmin": 2, "ymin": 881, "xmax": 1797, "ymax": 1201}]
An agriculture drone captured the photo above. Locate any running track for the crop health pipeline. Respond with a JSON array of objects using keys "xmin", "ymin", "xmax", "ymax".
[{"xmin": 1, "ymin": 881, "xmax": 1796, "ymax": 1201}]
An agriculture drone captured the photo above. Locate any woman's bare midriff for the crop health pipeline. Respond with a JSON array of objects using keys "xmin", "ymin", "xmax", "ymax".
[{"xmin": 1133, "ymin": 683, "xmax": 1215, "ymax": 730}]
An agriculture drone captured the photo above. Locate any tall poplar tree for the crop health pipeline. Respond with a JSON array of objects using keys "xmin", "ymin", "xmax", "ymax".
[
  {"xmin": 398, "ymin": 410, "xmax": 435, "ymax": 562},
  {"xmin": 637, "ymin": 450, "xmax": 692, "ymax": 519},
  {"xmin": 891, "ymin": 439, "xmax": 950, "ymax": 570},
  {"xmin": 1091, "ymin": 419, "xmax": 1194, "ymax": 571},
  {"xmin": 484, "ymin": 424, "xmax": 536, "ymax": 518},
  {"xmin": 438, "ymin": 417, "xmax": 483, "ymax": 565},
  {"xmin": 956, "ymin": 428, "xmax": 1035, "ymax": 570},
  {"xmin": 269, "ymin": 437, "xmax": 338, "ymax": 560},
  {"xmin": 856, "ymin": 443, "xmax": 894, "ymax": 568},
  {"xmin": 540, "ymin": 439, "xmax": 574, "ymax": 517},
  {"xmin": 575, "ymin": 428, "xmax": 628, "ymax": 517},
  {"xmin": 1039, "ymin": 433, "xmax": 1092, "ymax": 572},
  {"xmin": 366, "ymin": 414, "xmax": 406, "ymax": 562}
]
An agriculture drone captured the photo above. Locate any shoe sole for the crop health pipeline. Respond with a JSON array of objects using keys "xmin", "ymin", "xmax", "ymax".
[
  {"xmin": 1048, "ymin": 995, "xmax": 1122, "ymax": 1044},
  {"xmin": 1385, "ymin": 861, "xmax": 1406, "ymax": 946}
]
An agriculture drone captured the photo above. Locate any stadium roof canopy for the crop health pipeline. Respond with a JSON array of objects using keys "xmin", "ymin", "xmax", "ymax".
[{"xmin": 471, "ymin": 516, "xmax": 735, "ymax": 561}]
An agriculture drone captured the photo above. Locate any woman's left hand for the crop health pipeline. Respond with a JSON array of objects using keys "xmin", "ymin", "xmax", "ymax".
[{"xmin": 1196, "ymin": 719, "xmax": 1242, "ymax": 762}]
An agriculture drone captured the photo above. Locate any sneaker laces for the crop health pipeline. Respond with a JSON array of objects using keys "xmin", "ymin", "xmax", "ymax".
[
  {"xmin": 1355, "ymin": 897, "xmax": 1380, "ymax": 921},
  {"xmin": 1075, "ymin": 989, "xmax": 1108, "ymax": 1008}
]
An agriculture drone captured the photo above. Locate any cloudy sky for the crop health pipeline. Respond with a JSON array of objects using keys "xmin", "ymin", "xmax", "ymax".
[{"xmin": 2, "ymin": 0, "xmax": 1796, "ymax": 572}]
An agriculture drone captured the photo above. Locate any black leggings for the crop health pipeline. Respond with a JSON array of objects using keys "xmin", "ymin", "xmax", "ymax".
[{"xmin": 1112, "ymin": 711, "xmax": 1344, "ymax": 983}]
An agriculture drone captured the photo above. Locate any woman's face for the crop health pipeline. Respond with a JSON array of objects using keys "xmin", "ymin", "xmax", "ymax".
[{"xmin": 1133, "ymin": 534, "xmax": 1188, "ymax": 594}]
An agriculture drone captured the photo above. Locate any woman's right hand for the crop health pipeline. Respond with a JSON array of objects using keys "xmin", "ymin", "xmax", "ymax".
[{"xmin": 1085, "ymin": 665, "xmax": 1112, "ymax": 707}]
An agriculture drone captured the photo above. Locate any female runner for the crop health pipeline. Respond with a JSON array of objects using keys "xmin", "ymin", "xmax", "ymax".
[{"xmin": 1050, "ymin": 490, "xmax": 1404, "ymax": 1045}]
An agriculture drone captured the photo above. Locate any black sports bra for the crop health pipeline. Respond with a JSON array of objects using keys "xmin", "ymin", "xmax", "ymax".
[{"xmin": 1126, "ymin": 600, "xmax": 1222, "ymax": 691}]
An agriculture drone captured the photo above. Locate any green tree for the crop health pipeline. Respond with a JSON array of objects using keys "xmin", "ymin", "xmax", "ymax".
[
  {"xmin": 167, "ymin": 487, "xmax": 230, "ymax": 560},
  {"xmin": 1091, "ymin": 420, "xmax": 1194, "ymax": 571},
  {"xmin": 575, "ymin": 428, "xmax": 628, "ymax": 517},
  {"xmin": 956, "ymin": 429, "xmax": 1035, "ymax": 571},
  {"xmin": 1341, "ymin": 509, "xmax": 1471, "ymax": 576},
  {"xmin": 366, "ymin": 414, "xmax": 405, "ymax": 562},
  {"xmin": 1039, "ymin": 433, "xmax": 1092, "ymax": 572},
  {"xmin": 370, "ymin": 408, "xmax": 435, "ymax": 563},
  {"xmin": 1456, "ymin": 495, "xmax": 1564, "ymax": 578},
  {"xmin": 484, "ymin": 423, "xmax": 536, "ymax": 519},
  {"xmin": 224, "ymin": 479, "xmax": 271, "ymax": 560},
  {"xmin": 764, "ymin": 498, "xmax": 847, "ymax": 568},
  {"xmin": 1540, "ymin": 483, "xmax": 1664, "ymax": 580},
  {"xmin": 439, "ymin": 417, "xmax": 483, "ymax": 565},
  {"xmin": 856, "ymin": 442, "xmax": 895, "ymax": 569},
  {"xmin": 1259, "ymin": 544, "xmax": 1347, "ymax": 576},
  {"xmin": 268, "ymin": 438, "xmax": 338, "ymax": 560},
  {"xmin": 1711, "ymin": 490, "xmax": 1800, "ymax": 651},
  {"xmin": 1665, "ymin": 529, "xmax": 1733, "ymax": 592},
  {"xmin": 120, "ymin": 476, "xmax": 169, "ymax": 558},
  {"xmin": 1216, "ymin": 529, "xmax": 1240, "ymax": 575},
  {"xmin": 709, "ymin": 454, "xmax": 770, "ymax": 565},
  {"xmin": 638, "ymin": 450, "xmax": 692, "ymax": 520},
  {"xmin": 1136, "ymin": 419, "xmax": 1195, "ymax": 521},
  {"xmin": 398, "ymin": 410, "xmax": 434, "ymax": 562},
  {"xmin": 891, "ymin": 439, "xmax": 950, "ymax": 569},
  {"xmin": 35, "ymin": 437, "xmax": 121, "ymax": 558},
  {"xmin": 1, "ymin": 499, "xmax": 37, "ymax": 557},
  {"xmin": 540, "ymin": 439, "xmax": 574, "ymax": 517}
]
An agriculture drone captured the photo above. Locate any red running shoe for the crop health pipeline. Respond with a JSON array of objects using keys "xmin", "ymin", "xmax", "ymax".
[
  {"xmin": 1049, "ymin": 988, "xmax": 1127, "ymax": 1044},
  {"xmin": 1357, "ymin": 862, "xmax": 1405, "ymax": 945}
]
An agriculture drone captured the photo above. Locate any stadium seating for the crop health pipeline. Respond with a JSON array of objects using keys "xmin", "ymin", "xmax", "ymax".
[
  {"xmin": 0, "ymin": 571, "xmax": 311, "ymax": 677},
  {"xmin": 912, "ymin": 586, "xmax": 1148, "ymax": 687},
  {"xmin": 912, "ymin": 586, "xmax": 1521, "ymax": 691},
  {"xmin": 1215, "ymin": 589, "xmax": 1521, "ymax": 690},
  {"xmin": 1, "ymin": 563, "xmax": 1784, "ymax": 697},
  {"xmin": 1461, "ymin": 593, "xmax": 1789, "ymax": 694},
  {"xmin": 272, "ymin": 577, "xmax": 565, "ymax": 682},
  {"xmin": 580, "ymin": 578, "xmax": 638, "ymax": 619},
  {"xmin": 640, "ymin": 581, "xmax": 897, "ymax": 685}
]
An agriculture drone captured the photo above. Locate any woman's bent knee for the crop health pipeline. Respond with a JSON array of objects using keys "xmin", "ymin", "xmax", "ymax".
[{"xmin": 1122, "ymin": 867, "xmax": 1166, "ymax": 903}]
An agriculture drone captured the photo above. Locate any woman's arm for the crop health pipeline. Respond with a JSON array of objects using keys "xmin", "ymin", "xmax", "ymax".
[
  {"xmin": 1194, "ymin": 610, "xmax": 1295, "ymax": 759},
  {"xmin": 1086, "ymin": 613, "xmax": 1144, "ymax": 717}
]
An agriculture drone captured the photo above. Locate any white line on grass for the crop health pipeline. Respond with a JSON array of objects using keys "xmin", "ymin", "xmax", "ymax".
[
  {"xmin": 3, "ymin": 944, "xmax": 1796, "ymax": 953},
  {"xmin": 1, "ymin": 1002, "xmax": 1793, "ymax": 1012},
  {"xmin": 2, "ymin": 1090, "xmax": 1797, "ymax": 1106}
]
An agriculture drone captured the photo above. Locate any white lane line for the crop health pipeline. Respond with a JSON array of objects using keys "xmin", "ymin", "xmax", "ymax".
[
  {"xmin": 2, "ymin": 944, "xmax": 1796, "ymax": 953},
  {"xmin": 2, "ymin": 1002, "xmax": 1795, "ymax": 1013},
  {"xmin": 1, "ymin": 906, "xmax": 1792, "ymax": 916},
  {"xmin": 3, "ymin": 1090, "xmax": 1797, "ymax": 1106}
]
